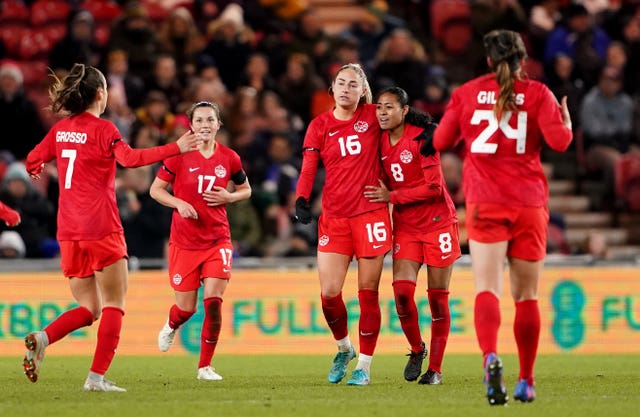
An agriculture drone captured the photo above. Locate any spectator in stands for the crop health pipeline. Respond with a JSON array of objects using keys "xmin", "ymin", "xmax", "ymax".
[
  {"xmin": 143, "ymin": 54, "xmax": 184, "ymax": 113},
  {"xmin": 580, "ymin": 65, "xmax": 637, "ymax": 200},
  {"xmin": 545, "ymin": 53, "xmax": 585, "ymax": 132},
  {"xmin": 0, "ymin": 63, "xmax": 46, "ymax": 161},
  {"xmin": 620, "ymin": 14, "xmax": 640, "ymax": 95},
  {"xmin": 104, "ymin": 49, "xmax": 146, "ymax": 111},
  {"xmin": 0, "ymin": 162, "xmax": 56, "ymax": 258},
  {"xmin": 131, "ymin": 91, "xmax": 177, "ymax": 146},
  {"xmin": 543, "ymin": 3, "xmax": 610, "ymax": 89},
  {"xmin": 238, "ymin": 53, "xmax": 278, "ymax": 94},
  {"xmin": 0, "ymin": 230, "xmax": 26, "ymax": 258},
  {"xmin": 529, "ymin": 0, "xmax": 562, "ymax": 59},
  {"xmin": 200, "ymin": 3, "xmax": 254, "ymax": 93},
  {"xmin": 157, "ymin": 7, "xmax": 205, "ymax": 82},
  {"xmin": 108, "ymin": 1, "xmax": 162, "ymax": 79},
  {"xmin": 372, "ymin": 28, "xmax": 430, "ymax": 103},
  {"xmin": 277, "ymin": 52, "xmax": 325, "ymax": 125},
  {"xmin": 49, "ymin": 9, "xmax": 102, "ymax": 74},
  {"xmin": 288, "ymin": 8, "xmax": 334, "ymax": 79}
]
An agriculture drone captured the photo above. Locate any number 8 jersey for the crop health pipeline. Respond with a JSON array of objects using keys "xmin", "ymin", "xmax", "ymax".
[{"xmin": 434, "ymin": 74, "xmax": 573, "ymax": 207}]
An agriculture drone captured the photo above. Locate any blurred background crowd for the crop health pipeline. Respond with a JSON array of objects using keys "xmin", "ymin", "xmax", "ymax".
[{"xmin": 1, "ymin": 0, "xmax": 639, "ymax": 262}]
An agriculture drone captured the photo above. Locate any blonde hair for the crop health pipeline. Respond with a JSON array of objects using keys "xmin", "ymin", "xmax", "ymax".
[{"xmin": 332, "ymin": 63, "xmax": 372, "ymax": 104}]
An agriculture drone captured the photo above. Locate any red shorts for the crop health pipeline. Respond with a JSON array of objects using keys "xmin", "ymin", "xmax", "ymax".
[
  {"xmin": 393, "ymin": 223, "xmax": 461, "ymax": 267},
  {"xmin": 465, "ymin": 203, "xmax": 549, "ymax": 261},
  {"xmin": 317, "ymin": 207, "xmax": 391, "ymax": 259},
  {"xmin": 168, "ymin": 242, "xmax": 233, "ymax": 291},
  {"xmin": 59, "ymin": 232, "xmax": 128, "ymax": 278}
]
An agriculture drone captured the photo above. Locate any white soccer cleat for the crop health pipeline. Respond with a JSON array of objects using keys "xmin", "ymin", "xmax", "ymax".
[
  {"xmin": 197, "ymin": 366, "xmax": 223, "ymax": 381},
  {"xmin": 23, "ymin": 331, "xmax": 47, "ymax": 383},
  {"xmin": 158, "ymin": 320, "xmax": 176, "ymax": 352},
  {"xmin": 83, "ymin": 377, "xmax": 127, "ymax": 392}
]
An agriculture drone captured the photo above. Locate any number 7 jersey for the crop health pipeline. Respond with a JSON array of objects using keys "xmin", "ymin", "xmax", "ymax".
[{"xmin": 434, "ymin": 74, "xmax": 573, "ymax": 207}]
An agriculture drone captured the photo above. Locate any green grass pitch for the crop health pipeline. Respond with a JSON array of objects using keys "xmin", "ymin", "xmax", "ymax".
[{"xmin": 1, "ymin": 354, "xmax": 638, "ymax": 417}]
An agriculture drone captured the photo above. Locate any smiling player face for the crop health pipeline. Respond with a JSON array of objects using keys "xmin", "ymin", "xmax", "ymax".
[
  {"xmin": 376, "ymin": 92, "xmax": 406, "ymax": 131},
  {"xmin": 190, "ymin": 106, "xmax": 220, "ymax": 143}
]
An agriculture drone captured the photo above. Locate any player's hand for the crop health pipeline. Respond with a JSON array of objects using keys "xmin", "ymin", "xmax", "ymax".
[
  {"xmin": 415, "ymin": 122, "xmax": 437, "ymax": 157},
  {"xmin": 176, "ymin": 131, "xmax": 201, "ymax": 153},
  {"xmin": 176, "ymin": 200, "xmax": 198, "ymax": 219},
  {"xmin": 560, "ymin": 96, "xmax": 572, "ymax": 130},
  {"xmin": 364, "ymin": 179, "xmax": 390, "ymax": 203},
  {"xmin": 4, "ymin": 210, "xmax": 20, "ymax": 227},
  {"xmin": 203, "ymin": 186, "xmax": 231, "ymax": 206},
  {"xmin": 295, "ymin": 197, "xmax": 312, "ymax": 224},
  {"xmin": 26, "ymin": 161, "xmax": 44, "ymax": 179}
]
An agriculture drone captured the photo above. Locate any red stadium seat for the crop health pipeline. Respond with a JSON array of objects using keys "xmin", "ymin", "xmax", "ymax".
[
  {"xmin": 30, "ymin": 0, "xmax": 71, "ymax": 26},
  {"xmin": 16, "ymin": 29, "xmax": 53, "ymax": 60},
  {"xmin": 18, "ymin": 59, "xmax": 48, "ymax": 88},
  {"xmin": 140, "ymin": 0, "xmax": 169, "ymax": 23},
  {"xmin": 0, "ymin": 0, "xmax": 30, "ymax": 24},
  {"xmin": 0, "ymin": 24, "xmax": 29, "ymax": 57},
  {"xmin": 80, "ymin": 0, "xmax": 122, "ymax": 23},
  {"xmin": 615, "ymin": 155, "xmax": 640, "ymax": 212},
  {"xmin": 95, "ymin": 22, "xmax": 111, "ymax": 47},
  {"xmin": 41, "ymin": 23, "xmax": 67, "ymax": 45},
  {"xmin": 430, "ymin": 0, "xmax": 470, "ymax": 41}
]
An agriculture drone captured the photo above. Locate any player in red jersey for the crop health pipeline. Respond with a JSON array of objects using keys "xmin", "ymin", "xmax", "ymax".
[
  {"xmin": 433, "ymin": 30, "xmax": 573, "ymax": 405},
  {"xmin": 295, "ymin": 63, "xmax": 391, "ymax": 386},
  {"xmin": 150, "ymin": 101, "xmax": 251, "ymax": 381},
  {"xmin": 0, "ymin": 201, "xmax": 20, "ymax": 226},
  {"xmin": 22, "ymin": 63, "xmax": 200, "ymax": 392},
  {"xmin": 364, "ymin": 87, "xmax": 459, "ymax": 385}
]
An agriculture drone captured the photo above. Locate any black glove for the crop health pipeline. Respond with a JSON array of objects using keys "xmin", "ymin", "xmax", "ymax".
[
  {"xmin": 295, "ymin": 197, "xmax": 312, "ymax": 224},
  {"xmin": 415, "ymin": 122, "xmax": 438, "ymax": 157}
]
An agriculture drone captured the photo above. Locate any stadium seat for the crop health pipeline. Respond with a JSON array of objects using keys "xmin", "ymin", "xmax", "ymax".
[
  {"xmin": 0, "ymin": 0, "xmax": 30, "ymax": 24},
  {"xmin": 18, "ymin": 59, "xmax": 48, "ymax": 88},
  {"xmin": 40, "ymin": 24, "xmax": 67, "ymax": 46},
  {"xmin": 140, "ymin": 0, "xmax": 169, "ymax": 24},
  {"xmin": 615, "ymin": 155, "xmax": 640, "ymax": 211},
  {"xmin": 430, "ymin": 0, "xmax": 470, "ymax": 41},
  {"xmin": 438, "ymin": 17, "xmax": 472, "ymax": 56},
  {"xmin": 80, "ymin": 0, "xmax": 122, "ymax": 23},
  {"xmin": 0, "ymin": 24, "xmax": 29, "ymax": 58},
  {"xmin": 30, "ymin": 0, "xmax": 71, "ymax": 26},
  {"xmin": 16, "ymin": 29, "xmax": 52, "ymax": 60}
]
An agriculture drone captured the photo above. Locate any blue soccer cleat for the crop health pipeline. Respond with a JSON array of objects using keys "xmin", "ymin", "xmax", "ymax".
[
  {"xmin": 513, "ymin": 379, "xmax": 536, "ymax": 402},
  {"xmin": 484, "ymin": 353, "xmax": 508, "ymax": 406},
  {"xmin": 327, "ymin": 345, "xmax": 356, "ymax": 383},
  {"xmin": 346, "ymin": 369, "xmax": 370, "ymax": 386}
]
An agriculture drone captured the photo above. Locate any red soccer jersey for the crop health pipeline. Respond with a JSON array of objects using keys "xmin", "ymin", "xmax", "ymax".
[
  {"xmin": 157, "ymin": 143, "xmax": 243, "ymax": 250},
  {"xmin": 433, "ymin": 74, "xmax": 573, "ymax": 207},
  {"xmin": 297, "ymin": 103, "xmax": 386, "ymax": 218},
  {"xmin": 26, "ymin": 112, "xmax": 181, "ymax": 241},
  {"xmin": 381, "ymin": 124, "xmax": 457, "ymax": 234}
]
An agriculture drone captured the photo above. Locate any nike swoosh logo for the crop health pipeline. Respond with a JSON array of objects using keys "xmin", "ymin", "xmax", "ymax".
[
  {"xmin": 381, "ymin": 156, "xmax": 388, "ymax": 160},
  {"xmin": 223, "ymin": 268, "xmax": 230, "ymax": 273},
  {"xmin": 328, "ymin": 130, "xmax": 339, "ymax": 136},
  {"xmin": 360, "ymin": 331, "xmax": 374, "ymax": 337},
  {"xmin": 373, "ymin": 244, "xmax": 383, "ymax": 249},
  {"xmin": 432, "ymin": 317, "xmax": 444, "ymax": 322},
  {"xmin": 189, "ymin": 167, "xmax": 200, "ymax": 172},
  {"xmin": 441, "ymin": 254, "xmax": 452, "ymax": 259}
]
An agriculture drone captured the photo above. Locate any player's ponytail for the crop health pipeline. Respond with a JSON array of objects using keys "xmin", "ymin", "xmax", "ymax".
[
  {"xmin": 49, "ymin": 63, "xmax": 105, "ymax": 116},
  {"xmin": 483, "ymin": 30, "xmax": 527, "ymax": 121}
]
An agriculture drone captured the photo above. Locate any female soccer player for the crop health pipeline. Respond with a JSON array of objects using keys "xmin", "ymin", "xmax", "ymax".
[
  {"xmin": 150, "ymin": 101, "xmax": 251, "ymax": 381},
  {"xmin": 365, "ymin": 87, "xmax": 459, "ymax": 385},
  {"xmin": 433, "ymin": 30, "xmax": 573, "ymax": 404},
  {"xmin": 23, "ymin": 63, "xmax": 199, "ymax": 391},
  {"xmin": 295, "ymin": 63, "xmax": 391, "ymax": 386}
]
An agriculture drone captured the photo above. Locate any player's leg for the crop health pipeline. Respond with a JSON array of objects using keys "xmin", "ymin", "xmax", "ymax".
[
  {"xmin": 197, "ymin": 276, "xmax": 228, "ymax": 381},
  {"xmin": 391, "ymin": 257, "xmax": 424, "ymax": 382}
]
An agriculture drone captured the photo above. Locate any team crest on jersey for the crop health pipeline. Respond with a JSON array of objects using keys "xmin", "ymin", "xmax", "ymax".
[
  {"xmin": 400, "ymin": 150, "xmax": 413, "ymax": 164},
  {"xmin": 353, "ymin": 121, "xmax": 368, "ymax": 133},
  {"xmin": 318, "ymin": 235, "xmax": 329, "ymax": 246},
  {"xmin": 394, "ymin": 243, "xmax": 401, "ymax": 255},
  {"xmin": 172, "ymin": 273, "xmax": 183, "ymax": 285},
  {"xmin": 215, "ymin": 165, "xmax": 227, "ymax": 178}
]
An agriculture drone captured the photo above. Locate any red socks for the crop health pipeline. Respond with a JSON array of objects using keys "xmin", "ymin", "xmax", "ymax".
[
  {"xmin": 358, "ymin": 289, "xmax": 381, "ymax": 356},
  {"xmin": 474, "ymin": 291, "xmax": 500, "ymax": 359},
  {"xmin": 392, "ymin": 280, "xmax": 423, "ymax": 351},
  {"xmin": 321, "ymin": 292, "xmax": 349, "ymax": 340},
  {"xmin": 44, "ymin": 306, "xmax": 94, "ymax": 345},
  {"xmin": 514, "ymin": 299, "xmax": 540, "ymax": 386},
  {"xmin": 427, "ymin": 289, "xmax": 450, "ymax": 373},
  {"xmin": 199, "ymin": 297, "xmax": 222, "ymax": 368},
  {"xmin": 90, "ymin": 307, "xmax": 124, "ymax": 375},
  {"xmin": 169, "ymin": 304, "xmax": 195, "ymax": 329}
]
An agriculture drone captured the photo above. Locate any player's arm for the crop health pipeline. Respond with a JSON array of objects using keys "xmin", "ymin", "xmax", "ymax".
[
  {"xmin": 433, "ymin": 92, "xmax": 462, "ymax": 152},
  {"xmin": 149, "ymin": 167, "xmax": 198, "ymax": 219},
  {"xmin": 0, "ymin": 202, "xmax": 20, "ymax": 226},
  {"xmin": 389, "ymin": 163, "xmax": 442, "ymax": 205},
  {"xmin": 539, "ymin": 90, "xmax": 573, "ymax": 152},
  {"xmin": 26, "ymin": 132, "xmax": 56, "ymax": 178},
  {"xmin": 114, "ymin": 130, "xmax": 199, "ymax": 168},
  {"xmin": 203, "ymin": 170, "xmax": 251, "ymax": 207}
]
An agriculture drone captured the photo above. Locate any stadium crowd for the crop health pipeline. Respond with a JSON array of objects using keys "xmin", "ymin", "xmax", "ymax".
[{"xmin": 1, "ymin": 0, "xmax": 640, "ymax": 259}]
